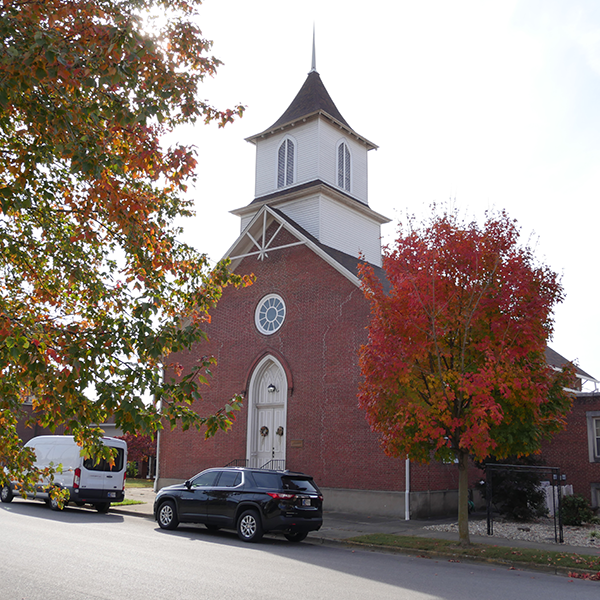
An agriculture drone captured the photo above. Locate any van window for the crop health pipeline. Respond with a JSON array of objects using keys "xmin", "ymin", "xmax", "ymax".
[{"xmin": 83, "ymin": 448, "xmax": 125, "ymax": 472}]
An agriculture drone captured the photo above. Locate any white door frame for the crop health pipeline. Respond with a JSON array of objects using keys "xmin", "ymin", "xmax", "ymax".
[{"xmin": 246, "ymin": 355, "xmax": 288, "ymax": 469}]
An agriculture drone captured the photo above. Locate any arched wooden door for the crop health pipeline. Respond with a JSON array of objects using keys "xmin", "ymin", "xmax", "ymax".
[{"xmin": 246, "ymin": 356, "xmax": 287, "ymax": 469}]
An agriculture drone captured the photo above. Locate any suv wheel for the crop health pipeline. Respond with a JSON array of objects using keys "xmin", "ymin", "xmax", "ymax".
[
  {"xmin": 237, "ymin": 509, "xmax": 263, "ymax": 542},
  {"xmin": 157, "ymin": 500, "xmax": 179, "ymax": 530},
  {"xmin": 1, "ymin": 485, "xmax": 13, "ymax": 503},
  {"xmin": 284, "ymin": 531, "xmax": 308, "ymax": 542}
]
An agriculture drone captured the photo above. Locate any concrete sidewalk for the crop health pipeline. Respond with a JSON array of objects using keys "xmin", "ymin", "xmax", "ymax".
[{"xmin": 114, "ymin": 486, "xmax": 600, "ymax": 557}]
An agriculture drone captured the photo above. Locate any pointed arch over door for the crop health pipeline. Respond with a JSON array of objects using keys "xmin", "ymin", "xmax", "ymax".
[{"xmin": 246, "ymin": 355, "xmax": 288, "ymax": 469}]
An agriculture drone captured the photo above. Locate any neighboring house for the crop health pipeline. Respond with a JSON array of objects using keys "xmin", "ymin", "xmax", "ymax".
[
  {"xmin": 155, "ymin": 54, "xmax": 598, "ymax": 517},
  {"xmin": 16, "ymin": 401, "xmax": 122, "ymax": 444},
  {"xmin": 541, "ymin": 348, "xmax": 600, "ymax": 508},
  {"xmin": 539, "ymin": 350, "xmax": 600, "ymax": 508}
]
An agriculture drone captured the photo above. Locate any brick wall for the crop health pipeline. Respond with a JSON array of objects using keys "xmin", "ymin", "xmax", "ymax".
[
  {"xmin": 159, "ymin": 227, "xmax": 461, "ymax": 493},
  {"xmin": 541, "ymin": 392, "xmax": 600, "ymax": 505}
]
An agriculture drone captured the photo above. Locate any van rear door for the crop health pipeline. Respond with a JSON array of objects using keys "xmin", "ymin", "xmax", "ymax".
[{"xmin": 80, "ymin": 444, "xmax": 126, "ymax": 499}]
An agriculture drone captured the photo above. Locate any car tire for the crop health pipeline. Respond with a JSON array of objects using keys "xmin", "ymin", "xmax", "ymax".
[
  {"xmin": 157, "ymin": 500, "xmax": 179, "ymax": 530},
  {"xmin": 1, "ymin": 485, "xmax": 13, "ymax": 503},
  {"xmin": 284, "ymin": 531, "xmax": 308, "ymax": 542},
  {"xmin": 237, "ymin": 509, "xmax": 263, "ymax": 543},
  {"xmin": 94, "ymin": 502, "xmax": 110, "ymax": 513}
]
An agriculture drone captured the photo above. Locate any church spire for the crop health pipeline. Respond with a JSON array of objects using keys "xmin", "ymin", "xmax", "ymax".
[{"xmin": 310, "ymin": 24, "xmax": 316, "ymax": 73}]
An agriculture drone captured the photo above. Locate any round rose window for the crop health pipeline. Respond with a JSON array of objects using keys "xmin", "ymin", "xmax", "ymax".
[{"xmin": 255, "ymin": 294, "xmax": 286, "ymax": 335}]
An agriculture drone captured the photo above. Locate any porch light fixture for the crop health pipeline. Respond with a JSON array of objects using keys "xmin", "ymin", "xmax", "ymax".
[{"xmin": 267, "ymin": 384, "xmax": 277, "ymax": 393}]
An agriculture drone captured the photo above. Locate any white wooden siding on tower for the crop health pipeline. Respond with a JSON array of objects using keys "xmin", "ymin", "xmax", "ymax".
[
  {"xmin": 317, "ymin": 122, "xmax": 369, "ymax": 204},
  {"xmin": 254, "ymin": 121, "xmax": 319, "ymax": 197},
  {"xmin": 278, "ymin": 195, "xmax": 321, "ymax": 239},
  {"xmin": 320, "ymin": 197, "xmax": 382, "ymax": 267},
  {"xmin": 253, "ymin": 117, "xmax": 370, "ymax": 205}
]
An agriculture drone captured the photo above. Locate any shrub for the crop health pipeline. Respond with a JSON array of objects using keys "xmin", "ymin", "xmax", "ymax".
[
  {"xmin": 561, "ymin": 494, "xmax": 593, "ymax": 526},
  {"xmin": 477, "ymin": 455, "xmax": 548, "ymax": 522}
]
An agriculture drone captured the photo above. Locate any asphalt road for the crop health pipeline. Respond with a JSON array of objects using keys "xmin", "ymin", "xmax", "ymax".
[{"xmin": 1, "ymin": 498, "xmax": 597, "ymax": 600}]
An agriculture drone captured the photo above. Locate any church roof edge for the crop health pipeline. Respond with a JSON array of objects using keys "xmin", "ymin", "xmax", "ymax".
[{"xmin": 245, "ymin": 71, "xmax": 377, "ymax": 150}]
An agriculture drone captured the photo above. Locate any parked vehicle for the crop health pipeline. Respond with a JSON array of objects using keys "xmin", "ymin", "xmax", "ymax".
[
  {"xmin": 154, "ymin": 467, "xmax": 323, "ymax": 542},
  {"xmin": 0, "ymin": 435, "xmax": 127, "ymax": 513}
]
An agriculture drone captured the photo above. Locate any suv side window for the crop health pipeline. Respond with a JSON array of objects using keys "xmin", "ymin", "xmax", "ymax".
[
  {"xmin": 191, "ymin": 471, "xmax": 220, "ymax": 488},
  {"xmin": 282, "ymin": 476, "xmax": 318, "ymax": 493},
  {"xmin": 251, "ymin": 472, "xmax": 282, "ymax": 489},
  {"xmin": 217, "ymin": 471, "xmax": 242, "ymax": 487}
]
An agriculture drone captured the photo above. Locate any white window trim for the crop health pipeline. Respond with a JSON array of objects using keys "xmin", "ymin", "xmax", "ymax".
[
  {"xmin": 586, "ymin": 411, "xmax": 600, "ymax": 463},
  {"xmin": 255, "ymin": 293, "xmax": 286, "ymax": 335},
  {"xmin": 276, "ymin": 136, "xmax": 296, "ymax": 189},
  {"xmin": 336, "ymin": 139, "xmax": 352, "ymax": 192}
]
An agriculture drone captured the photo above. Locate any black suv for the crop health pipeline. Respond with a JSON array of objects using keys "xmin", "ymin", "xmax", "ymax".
[{"xmin": 153, "ymin": 467, "xmax": 323, "ymax": 543}]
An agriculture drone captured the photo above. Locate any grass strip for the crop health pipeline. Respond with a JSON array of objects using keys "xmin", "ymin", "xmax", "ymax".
[
  {"xmin": 125, "ymin": 479, "xmax": 154, "ymax": 488},
  {"xmin": 348, "ymin": 534, "xmax": 600, "ymax": 575},
  {"xmin": 112, "ymin": 499, "xmax": 145, "ymax": 506}
]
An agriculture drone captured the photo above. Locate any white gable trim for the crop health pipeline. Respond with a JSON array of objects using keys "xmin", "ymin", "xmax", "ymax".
[{"xmin": 224, "ymin": 206, "xmax": 361, "ymax": 287}]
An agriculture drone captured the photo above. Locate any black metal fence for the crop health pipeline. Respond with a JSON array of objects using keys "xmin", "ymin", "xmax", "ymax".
[{"xmin": 485, "ymin": 464, "xmax": 564, "ymax": 543}]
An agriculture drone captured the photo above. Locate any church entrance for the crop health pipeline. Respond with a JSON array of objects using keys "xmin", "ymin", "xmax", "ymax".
[{"xmin": 246, "ymin": 356, "xmax": 287, "ymax": 469}]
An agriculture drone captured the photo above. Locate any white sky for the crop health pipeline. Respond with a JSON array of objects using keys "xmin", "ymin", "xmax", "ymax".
[{"xmin": 169, "ymin": 0, "xmax": 600, "ymax": 383}]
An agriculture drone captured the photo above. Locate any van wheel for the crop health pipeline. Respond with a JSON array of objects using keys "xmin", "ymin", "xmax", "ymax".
[
  {"xmin": 1, "ymin": 485, "xmax": 13, "ymax": 503},
  {"xmin": 49, "ymin": 495, "xmax": 63, "ymax": 511},
  {"xmin": 157, "ymin": 500, "xmax": 179, "ymax": 530},
  {"xmin": 237, "ymin": 509, "xmax": 263, "ymax": 542},
  {"xmin": 94, "ymin": 503, "xmax": 110, "ymax": 513},
  {"xmin": 284, "ymin": 531, "xmax": 308, "ymax": 542}
]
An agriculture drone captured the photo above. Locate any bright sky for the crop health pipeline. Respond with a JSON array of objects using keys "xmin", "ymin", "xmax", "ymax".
[{"xmin": 170, "ymin": 0, "xmax": 600, "ymax": 384}]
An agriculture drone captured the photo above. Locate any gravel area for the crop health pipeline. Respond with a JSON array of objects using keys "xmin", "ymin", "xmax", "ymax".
[{"xmin": 424, "ymin": 519, "xmax": 600, "ymax": 548}]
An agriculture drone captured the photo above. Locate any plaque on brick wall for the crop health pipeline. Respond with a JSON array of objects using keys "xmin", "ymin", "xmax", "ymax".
[{"xmin": 290, "ymin": 439, "xmax": 304, "ymax": 448}]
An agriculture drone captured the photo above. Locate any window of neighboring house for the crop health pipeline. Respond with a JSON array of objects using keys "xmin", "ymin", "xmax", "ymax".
[
  {"xmin": 277, "ymin": 138, "xmax": 294, "ymax": 188},
  {"xmin": 586, "ymin": 411, "xmax": 600, "ymax": 462},
  {"xmin": 337, "ymin": 141, "xmax": 351, "ymax": 191}
]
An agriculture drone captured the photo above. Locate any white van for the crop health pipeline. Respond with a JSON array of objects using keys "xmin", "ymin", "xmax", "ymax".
[{"xmin": 0, "ymin": 435, "xmax": 127, "ymax": 513}]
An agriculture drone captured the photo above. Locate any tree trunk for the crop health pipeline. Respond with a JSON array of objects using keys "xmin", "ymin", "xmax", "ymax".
[{"xmin": 457, "ymin": 450, "xmax": 471, "ymax": 545}]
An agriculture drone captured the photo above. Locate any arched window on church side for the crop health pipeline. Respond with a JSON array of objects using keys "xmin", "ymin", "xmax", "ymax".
[
  {"xmin": 277, "ymin": 138, "xmax": 295, "ymax": 188},
  {"xmin": 337, "ymin": 141, "xmax": 351, "ymax": 192}
]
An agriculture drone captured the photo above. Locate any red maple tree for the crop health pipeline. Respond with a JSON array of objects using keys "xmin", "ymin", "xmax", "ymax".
[
  {"xmin": 118, "ymin": 433, "xmax": 156, "ymax": 465},
  {"xmin": 358, "ymin": 209, "xmax": 574, "ymax": 544}
]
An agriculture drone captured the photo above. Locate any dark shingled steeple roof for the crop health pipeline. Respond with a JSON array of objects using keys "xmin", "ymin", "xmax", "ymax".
[{"xmin": 267, "ymin": 70, "xmax": 351, "ymax": 130}]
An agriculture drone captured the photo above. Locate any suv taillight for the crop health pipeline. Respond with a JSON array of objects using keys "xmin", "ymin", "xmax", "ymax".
[
  {"xmin": 267, "ymin": 492, "xmax": 295, "ymax": 500},
  {"xmin": 123, "ymin": 471, "xmax": 126, "ymax": 491},
  {"xmin": 73, "ymin": 468, "xmax": 81, "ymax": 489}
]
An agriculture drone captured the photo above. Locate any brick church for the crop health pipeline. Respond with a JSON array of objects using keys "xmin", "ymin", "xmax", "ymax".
[{"xmin": 156, "ymin": 53, "xmax": 600, "ymax": 517}]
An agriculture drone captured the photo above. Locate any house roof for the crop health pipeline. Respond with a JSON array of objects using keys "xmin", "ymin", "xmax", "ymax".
[{"xmin": 545, "ymin": 346, "xmax": 596, "ymax": 381}]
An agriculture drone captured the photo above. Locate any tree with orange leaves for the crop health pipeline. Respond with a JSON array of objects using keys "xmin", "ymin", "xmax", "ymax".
[
  {"xmin": 0, "ymin": 0, "xmax": 250, "ymax": 493},
  {"xmin": 359, "ymin": 209, "xmax": 573, "ymax": 545}
]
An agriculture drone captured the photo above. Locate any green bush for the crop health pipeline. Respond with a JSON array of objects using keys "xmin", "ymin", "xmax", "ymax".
[
  {"xmin": 477, "ymin": 455, "xmax": 548, "ymax": 522},
  {"xmin": 561, "ymin": 494, "xmax": 593, "ymax": 526}
]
